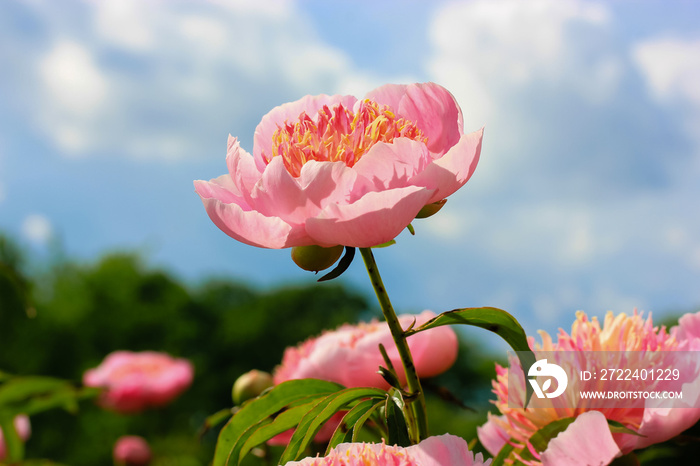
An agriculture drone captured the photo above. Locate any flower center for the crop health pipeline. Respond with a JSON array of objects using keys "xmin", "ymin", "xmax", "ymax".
[{"xmin": 267, "ymin": 99, "xmax": 426, "ymax": 177}]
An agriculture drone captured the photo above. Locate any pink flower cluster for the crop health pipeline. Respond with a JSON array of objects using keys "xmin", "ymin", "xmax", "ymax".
[
  {"xmin": 478, "ymin": 310, "xmax": 700, "ymax": 465},
  {"xmin": 273, "ymin": 310, "xmax": 458, "ymax": 388},
  {"xmin": 83, "ymin": 351, "xmax": 194, "ymax": 413},
  {"xmin": 284, "ymin": 434, "xmax": 490, "ymax": 466},
  {"xmin": 195, "ymin": 82, "xmax": 482, "ymax": 249}
]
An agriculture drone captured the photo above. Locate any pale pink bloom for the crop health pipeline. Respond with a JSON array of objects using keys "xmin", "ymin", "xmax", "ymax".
[
  {"xmin": 0, "ymin": 415, "xmax": 31, "ymax": 461},
  {"xmin": 273, "ymin": 311, "xmax": 458, "ymax": 388},
  {"xmin": 284, "ymin": 434, "xmax": 490, "ymax": 466},
  {"xmin": 113, "ymin": 435, "xmax": 152, "ymax": 466},
  {"xmin": 83, "ymin": 351, "xmax": 194, "ymax": 413},
  {"xmin": 268, "ymin": 311, "xmax": 458, "ymax": 446},
  {"xmin": 478, "ymin": 310, "xmax": 700, "ymax": 465},
  {"xmin": 195, "ymin": 82, "xmax": 482, "ymax": 249}
]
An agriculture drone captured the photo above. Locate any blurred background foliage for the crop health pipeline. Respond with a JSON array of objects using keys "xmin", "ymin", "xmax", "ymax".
[{"xmin": 0, "ymin": 234, "xmax": 498, "ymax": 465}]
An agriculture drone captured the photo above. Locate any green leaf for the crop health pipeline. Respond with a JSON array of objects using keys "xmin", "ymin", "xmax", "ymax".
[
  {"xmin": 199, "ymin": 408, "xmax": 234, "ymax": 438},
  {"xmin": 385, "ymin": 393, "xmax": 410, "ymax": 447},
  {"xmin": 280, "ymin": 387, "xmax": 386, "ymax": 464},
  {"xmin": 213, "ymin": 379, "xmax": 343, "ymax": 466},
  {"xmin": 372, "ymin": 240, "xmax": 396, "ymax": 249},
  {"xmin": 526, "ymin": 417, "xmax": 576, "ymax": 454},
  {"xmin": 0, "ymin": 376, "xmax": 71, "ymax": 406},
  {"xmin": 490, "ymin": 443, "xmax": 515, "ymax": 466},
  {"xmin": 607, "ymin": 419, "xmax": 645, "ymax": 437},
  {"xmin": 351, "ymin": 400, "xmax": 384, "ymax": 443},
  {"xmin": 326, "ymin": 398, "xmax": 382, "ymax": 452},
  {"xmin": 404, "ymin": 307, "xmax": 536, "ymax": 406},
  {"xmin": 238, "ymin": 399, "xmax": 323, "ymax": 461},
  {"xmin": 0, "ymin": 414, "xmax": 24, "ymax": 462}
]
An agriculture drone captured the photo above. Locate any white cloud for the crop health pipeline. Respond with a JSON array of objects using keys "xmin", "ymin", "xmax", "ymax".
[
  {"xmin": 39, "ymin": 39, "xmax": 108, "ymax": 117},
  {"xmin": 428, "ymin": 0, "xmax": 615, "ymax": 125},
  {"xmin": 632, "ymin": 37, "xmax": 700, "ymax": 105},
  {"xmin": 38, "ymin": 39, "xmax": 110, "ymax": 155},
  {"xmin": 27, "ymin": 0, "xmax": 393, "ymax": 160},
  {"xmin": 21, "ymin": 214, "xmax": 53, "ymax": 245}
]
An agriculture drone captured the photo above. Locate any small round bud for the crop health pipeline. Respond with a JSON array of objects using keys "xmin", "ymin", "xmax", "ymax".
[
  {"xmin": 113, "ymin": 436, "xmax": 152, "ymax": 466},
  {"xmin": 415, "ymin": 199, "xmax": 447, "ymax": 219},
  {"xmin": 232, "ymin": 370, "xmax": 273, "ymax": 405},
  {"xmin": 291, "ymin": 245, "xmax": 344, "ymax": 272}
]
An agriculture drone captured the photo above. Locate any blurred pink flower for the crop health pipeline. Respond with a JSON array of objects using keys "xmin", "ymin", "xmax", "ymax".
[
  {"xmin": 283, "ymin": 434, "xmax": 490, "ymax": 465},
  {"xmin": 274, "ymin": 310, "xmax": 458, "ymax": 388},
  {"xmin": 195, "ymin": 82, "xmax": 482, "ymax": 249},
  {"xmin": 268, "ymin": 311, "xmax": 458, "ymax": 446},
  {"xmin": 0, "ymin": 415, "xmax": 31, "ymax": 461},
  {"xmin": 113, "ymin": 435, "xmax": 152, "ymax": 466},
  {"xmin": 477, "ymin": 310, "xmax": 700, "ymax": 465},
  {"xmin": 83, "ymin": 351, "xmax": 194, "ymax": 413}
]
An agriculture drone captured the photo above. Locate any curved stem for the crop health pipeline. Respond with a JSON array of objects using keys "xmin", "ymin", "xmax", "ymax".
[{"xmin": 359, "ymin": 247, "xmax": 428, "ymax": 443}]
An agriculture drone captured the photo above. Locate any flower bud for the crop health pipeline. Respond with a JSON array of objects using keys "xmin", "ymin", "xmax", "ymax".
[
  {"xmin": 291, "ymin": 245, "xmax": 344, "ymax": 272},
  {"xmin": 113, "ymin": 436, "xmax": 152, "ymax": 466},
  {"xmin": 415, "ymin": 199, "xmax": 447, "ymax": 219},
  {"xmin": 232, "ymin": 370, "xmax": 273, "ymax": 405}
]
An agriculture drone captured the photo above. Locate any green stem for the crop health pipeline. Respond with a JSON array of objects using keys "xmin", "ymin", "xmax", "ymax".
[{"xmin": 359, "ymin": 247, "xmax": 428, "ymax": 443}]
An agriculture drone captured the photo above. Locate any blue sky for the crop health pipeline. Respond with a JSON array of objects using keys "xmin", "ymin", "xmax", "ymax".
[{"xmin": 2, "ymin": 0, "xmax": 700, "ymax": 342}]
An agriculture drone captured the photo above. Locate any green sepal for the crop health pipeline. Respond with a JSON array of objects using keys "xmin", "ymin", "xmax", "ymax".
[{"xmin": 318, "ymin": 247, "xmax": 356, "ymax": 282}]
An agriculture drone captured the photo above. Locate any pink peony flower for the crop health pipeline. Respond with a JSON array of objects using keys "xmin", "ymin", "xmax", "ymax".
[
  {"xmin": 194, "ymin": 82, "xmax": 482, "ymax": 249},
  {"xmin": 478, "ymin": 310, "xmax": 700, "ymax": 465},
  {"xmin": 273, "ymin": 310, "xmax": 458, "ymax": 388},
  {"xmin": 113, "ymin": 435, "xmax": 152, "ymax": 466},
  {"xmin": 268, "ymin": 311, "xmax": 458, "ymax": 446},
  {"xmin": 283, "ymin": 434, "xmax": 490, "ymax": 466},
  {"xmin": 83, "ymin": 351, "xmax": 194, "ymax": 413},
  {"xmin": 0, "ymin": 415, "xmax": 31, "ymax": 461}
]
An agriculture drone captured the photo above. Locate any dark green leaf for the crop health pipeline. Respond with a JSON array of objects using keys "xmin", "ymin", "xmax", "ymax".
[
  {"xmin": 404, "ymin": 307, "xmax": 536, "ymax": 406},
  {"xmin": 326, "ymin": 398, "xmax": 381, "ymax": 452},
  {"xmin": 213, "ymin": 379, "xmax": 343, "ymax": 466},
  {"xmin": 385, "ymin": 393, "xmax": 410, "ymax": 447},
  {"xmin": 318, "ymin": 247, "xmax": 356, "ymax": 282},
  {"xmin": 280, "ymin": 387, "xmax": 386, "ymax": 463},
  {"xmin": 351, "ymin": 400, "xmax": 384, "ymax": 443},
  {"xmin": 239, "ymin": 399, "xmax": 324, "ymax": 461}
]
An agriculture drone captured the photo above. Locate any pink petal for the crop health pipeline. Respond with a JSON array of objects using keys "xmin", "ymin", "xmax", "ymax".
[
  {"xmin": 352, "ymin": 138, "xmax": 432, "ymax": 192},
  {"xmin": 540, "ymin": 411, "xmax": 620, "ymax": 466},
  {"xmin": 196, "ymin": 193, "xmax": 312, "ymax": 249},
  {"xmin": 411, "ymin": 128, "xmax": 483, "ymax": 204},
  {"xmin": 676, "ymin": 311, "xmax": 700, "ymax": 342},
  {"xmin": 477, "ymin": 414, "xmax": 510, "ymax": 456},
  {"xmin": 226, "ymin": 136, "xmax": 261, "ymax": 201},
  {"xmin": 366, "ymin": 82, "xmax": 464, "ymax": 156},
  {"xmin": 250, "ymin": 157, "xmax": 311, "ymax": 223},
  {"xmin": 297, "ymin": 160, "xmax": 362, "ymax": 209},
  {"xmin": 253, "ymin": 94, "xmax": 358, "ymax": 169},
  {"xmin": 405, "ymin": 434, "xmax": 489, "ymax": 466},
  {"xmin": 305, "ymin": 186, "xmax": 434, "ymax": 248},
  {"xmin": 195, "ymin": 175, "xmax": 249, "ymax": 205}
]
